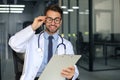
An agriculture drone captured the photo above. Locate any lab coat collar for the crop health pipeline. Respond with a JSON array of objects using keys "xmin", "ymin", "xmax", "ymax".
[{"xmin": 44, "ymin": 31, "xmax": 58, "ymax": 41}]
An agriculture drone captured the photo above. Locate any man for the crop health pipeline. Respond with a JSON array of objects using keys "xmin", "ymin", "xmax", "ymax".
[{"xmin": 9, "ymin": 4, "xmax": 79, "ymax": 80}]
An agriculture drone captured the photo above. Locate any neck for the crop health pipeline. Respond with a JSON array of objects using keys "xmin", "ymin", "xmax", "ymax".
[{"xmin": 45, "ymin": 29, "xmax": 58, "ymax": 35}]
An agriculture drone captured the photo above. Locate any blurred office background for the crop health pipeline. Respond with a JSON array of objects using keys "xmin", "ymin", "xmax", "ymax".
[{"xmin": 0, "ymin": 0, "xmax": 120, "ymax": 80}]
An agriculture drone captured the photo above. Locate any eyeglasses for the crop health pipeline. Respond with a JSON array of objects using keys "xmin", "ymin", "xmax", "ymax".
[{"xmin": 46, "ymin": 17, "xmax": 61, "ymax": 24}]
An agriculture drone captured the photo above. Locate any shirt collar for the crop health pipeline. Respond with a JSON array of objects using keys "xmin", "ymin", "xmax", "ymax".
[{"xmin": 44, "ymin": 31, "xmax": 58, "ymax": 41}]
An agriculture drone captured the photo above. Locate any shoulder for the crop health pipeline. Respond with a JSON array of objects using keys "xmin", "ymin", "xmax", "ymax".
[
  {"xmin": 34, "ymin": 31, "xmax": 44, "ymax": 38},
  {"xmin": 63, "ymin": 38, "xmax": 72, "ymax": 45}
]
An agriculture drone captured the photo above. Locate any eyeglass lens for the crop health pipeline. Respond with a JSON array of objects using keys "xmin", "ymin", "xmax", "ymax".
[{"xmin": 46, "ymin": 17, "xmax": 61, "ymax": 24}]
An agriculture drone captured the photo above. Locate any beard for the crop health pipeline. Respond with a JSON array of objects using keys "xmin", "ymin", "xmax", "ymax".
[{"xmin": 45, "ymin": 25, "xmax": 59, "ymax": 34}]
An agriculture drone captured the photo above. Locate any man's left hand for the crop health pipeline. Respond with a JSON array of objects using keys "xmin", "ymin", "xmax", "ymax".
[{"xmin": 61, "ymin": 66, "xmax": 75, "ymax": 80}]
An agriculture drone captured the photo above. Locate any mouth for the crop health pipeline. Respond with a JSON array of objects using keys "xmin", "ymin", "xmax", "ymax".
[
  {"xmin": 49, "ymin": 25, "xmax": 57, "ymax": 29},
  {"xmin": 46, "ymin": 25, "xmax": 59, "ymax": 34}
]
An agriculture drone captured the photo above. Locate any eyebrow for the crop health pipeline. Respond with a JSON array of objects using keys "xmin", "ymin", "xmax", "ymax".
[{"xmin": 46, "ymin": 16, "xmax": 61, "ymax": 19}]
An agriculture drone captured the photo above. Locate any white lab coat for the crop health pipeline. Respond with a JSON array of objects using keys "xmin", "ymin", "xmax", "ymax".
[{"xmin": 9, "ymin": 25, "xmax": 79, "ymax": 80}]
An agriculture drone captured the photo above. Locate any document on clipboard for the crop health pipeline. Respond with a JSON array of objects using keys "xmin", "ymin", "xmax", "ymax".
[{"xmin": 38, "ymin": 55, "xmax": 81, "ymax": 80}]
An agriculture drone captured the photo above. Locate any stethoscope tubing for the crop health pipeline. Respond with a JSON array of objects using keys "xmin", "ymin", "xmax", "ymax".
[{"xmin": 37, "ymin": 31, "xmax": 66, "ymax": 53}]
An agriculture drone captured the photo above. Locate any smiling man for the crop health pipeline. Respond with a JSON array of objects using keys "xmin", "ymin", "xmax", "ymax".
[{"xmin": 9, "ymin": 4, "xmax": 79, "ymax": 80}]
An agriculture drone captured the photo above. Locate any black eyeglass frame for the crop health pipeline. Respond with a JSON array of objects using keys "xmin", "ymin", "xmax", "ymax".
[{"xmin": 45, "ymin": 17, "xmax": 61, "ymax": 24}]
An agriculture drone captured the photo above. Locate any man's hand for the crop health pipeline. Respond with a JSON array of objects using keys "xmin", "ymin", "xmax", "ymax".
[
  {"xmin": 61, "ymin": 66, "xmax": 75, "ymax": 80},
  {"xmin": 31, "ymin": 16, "xmax": 46, "ymax": 31}
]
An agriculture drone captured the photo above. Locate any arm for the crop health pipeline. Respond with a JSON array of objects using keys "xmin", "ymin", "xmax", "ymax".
[
  {"xmin": 8, "ymin": 25, "xmax": 35, "ymax": 53},
  {"xmin": 61, "ymin": 40, "xmax": 79, "ymax": 80},
  {"xmin": 9, "ymin": 16, "xmax": 46, "ymax": 53}
]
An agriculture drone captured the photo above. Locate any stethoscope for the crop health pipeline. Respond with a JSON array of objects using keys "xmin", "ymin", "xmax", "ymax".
[{"xmin": 37, "ymin": 31, "xmax": 66, "ymax": 54}]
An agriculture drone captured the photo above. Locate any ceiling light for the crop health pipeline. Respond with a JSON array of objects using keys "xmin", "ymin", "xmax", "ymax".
[
  {"xmin": 0, "ymin": 5, "xmax": 9, "ymax": 7},
  {"xmin": 0, "ymin": 8, "xmax": 9, "ymax": 10},
  {"xmin": 68, "ymin": 34, "xmax": 71, "ymax": 37},
  {"xmin": 79, "ymin": 12, "xmax": 85, "ymax": 14},
  {"xmin": 61, "ymin": 34, "xmax": 64, "ymax": 37},
  {"xmin": 63, "ymin": 11, "xmax": 68, "ymax": 14},
  {"xmin": 10, "ymin": 11, "xmax": 23, "ymax": 13},
  {"xmin": 85, "ymin": 12, "xmax": 89, "ymax": 14},
  {"xmin": 10, "ymin": 8, "xmax": 24, "ymax": 11},
  {"xmin": 72, "ymin": 6, "xmax": 79, "ymax": 9},
  {"xmin": 0, "ymin": 4, "xmax": 25, "ymax": 13},
  {"xmin": 61, "ymin": 6, "xmax": 67, "ymax": 9},
  {"xmin": 10, "ymin": 5, "xmax": 25, "ymax": 7},
  {"xmin": 0, "ymin": 10, "xmax": 23, "ymax": 13},
  {"xmin": 85, "ymin": 9, "xmax": 89, "ymax": 12},
  {"xmin": 72, "ymin": 33, "xmax": 76, "ymax": 37},
  {"xmin": 0, "ymin": 11, "xmax": 9, "ymax": 13},
  {"xmin": 68, "ymin": 9, "xmax": 74, "ymax": 12},
  {"xmin": 0, "ymin": 4, "xmax": 25, "ymax": 8}
]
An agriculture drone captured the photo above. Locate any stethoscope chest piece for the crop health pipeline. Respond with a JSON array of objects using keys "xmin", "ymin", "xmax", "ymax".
[{"xmin": 37, "ymin": 48, "xmax": 42, "ymax": 53}]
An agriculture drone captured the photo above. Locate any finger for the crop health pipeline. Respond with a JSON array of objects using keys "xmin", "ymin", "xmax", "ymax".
[
  {"xmin": 68, "ymin": 66, "xmax": 75, "ymax": 71},
  {"xmin": 61, "ymin": 66, "xmax": 75, "ymax": 79},
  {"xmin": 62, "ymin": 68, "xmax": 71, "ymax": 73},
  {"xmin": 61, "ymin": 71, "xmax": 69, "ymax": 77},
  {"xmin": 36, "ymin": 16, "xmax": 46, "ymax": 22},
  {"xmin": 61, "ymin": 71, "xmax": 73, "ymax": 79},
  {"xmin": 61, "ymin": 68, "xmax": 73, "ymax": 77},
  {"xmin": 63, "ymin": 66, "xmax": 75, "ymax": 73},
  {"xmin": 32, "ymin": 16, "xmax": 46, "ymax": 30}
]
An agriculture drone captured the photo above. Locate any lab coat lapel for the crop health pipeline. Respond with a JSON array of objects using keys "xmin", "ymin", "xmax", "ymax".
[
  {"xmin": 24, "ymin": 34, "xmax": 44, "ymax": 80},
  {"xmin": 34, "ymin": 33, "xmax": 44, "ymax": 67}
]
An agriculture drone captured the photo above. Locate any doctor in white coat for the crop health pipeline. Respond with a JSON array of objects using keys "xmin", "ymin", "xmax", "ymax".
[{"xmin": 9, "ymin": 4, "xmax": 79, "ymax": 80}]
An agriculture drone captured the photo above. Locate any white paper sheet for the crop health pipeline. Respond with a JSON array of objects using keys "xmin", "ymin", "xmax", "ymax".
[{"xmin": 38, "ymin": 55, "xmax": 81, "ymax": 80}]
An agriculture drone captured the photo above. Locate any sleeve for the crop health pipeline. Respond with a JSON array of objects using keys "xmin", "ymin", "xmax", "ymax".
[
  {"xmin": 72, "ymin": 65, "xmax": 79, "ymax": 80},
  {"xmin": 8, "ymin": 25, "xmax": 35, "ymax": 53},
  {"xmin": 65, "ymin": 40, "xmax": 79, "ymax": 80}
]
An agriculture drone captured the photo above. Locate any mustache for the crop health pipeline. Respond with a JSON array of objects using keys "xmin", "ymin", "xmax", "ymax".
[
  {"xmin": 50, "ymin": 25, "xmax": 56, "ymax": 26},
  {"xmin": 49, "ymin": 25, "xmax": 57, "ymax": 27}
]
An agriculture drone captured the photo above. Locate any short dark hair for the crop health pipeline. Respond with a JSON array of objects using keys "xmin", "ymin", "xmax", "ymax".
[{"xmin": 44, "ymin": 4, "xmax": 63, "ymax": 18}]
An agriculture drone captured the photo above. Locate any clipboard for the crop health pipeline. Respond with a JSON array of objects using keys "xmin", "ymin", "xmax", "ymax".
[{"xmin": 38, "ymin": 55, "xmax": 81, "ymax": 80}]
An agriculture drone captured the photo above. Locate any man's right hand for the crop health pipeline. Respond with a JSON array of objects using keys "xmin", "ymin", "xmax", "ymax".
[{"xmin": 31, "ymin": 16, "xmax": 46, "ymax": 31}]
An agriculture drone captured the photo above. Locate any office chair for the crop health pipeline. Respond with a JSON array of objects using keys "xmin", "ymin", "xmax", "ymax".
[
  {"xmin": 23, "ymin": 21, "xmax": 43, "ymax": 34},
  {"xmin": 76, "ymin": 32, "xmax": 89, "ymax": 56},
  {"xmin": 114, "ymin": 47, "xmax": 120, "ymax": 59},
  {"xmin": 111, "ymin": 33, "xmax": 120, "ymax": 59},
  {"xmin": 12, "ymin": 50, "xmax": 24, "ymax": 80}
]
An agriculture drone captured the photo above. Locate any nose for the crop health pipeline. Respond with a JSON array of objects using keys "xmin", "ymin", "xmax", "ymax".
[{"xmin": 51, "ymin": 20, "xmax": 55, "ymax": 25}]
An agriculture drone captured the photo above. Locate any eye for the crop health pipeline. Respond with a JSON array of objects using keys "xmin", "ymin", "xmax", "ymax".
[
  {"xmin": 46, "ymin": 17, "xmax": 52, "ymax": 22},
  {"xmin": 55, "ymin": 18, "xmax": 61, "ymax": 23}
]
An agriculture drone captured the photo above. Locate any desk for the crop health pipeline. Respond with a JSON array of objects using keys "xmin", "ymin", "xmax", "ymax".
[
  {"xmin": 104, "ymin": 42, "xmax": 120, "ymax": 65},
  {"xmin": 94, "ymin": 41, "xmax": 120, "ymax": 65}
]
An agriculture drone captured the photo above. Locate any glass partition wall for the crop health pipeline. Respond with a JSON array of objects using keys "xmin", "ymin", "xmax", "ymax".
[
  {"xmin": 0, "ymin": 1, "xmax": 45, "ymax": 80},
  {"xmin": 0, "ymin": 14, "xmax": 9, "ymax": 80},
  {"xmin": 60, "ymin": 0, "xmax": 90, "ymax": 71},
  {"xmin": 60, "ymin": 0, "xmax": 120, "ymax": 71},
  {"xmin": 93, "ymin": 0, "xmax": 120, "ymax": 70}
]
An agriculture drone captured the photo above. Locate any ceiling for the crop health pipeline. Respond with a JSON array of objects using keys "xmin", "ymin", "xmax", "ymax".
[
  {"xmin": 0, "ymin": 0, "xmax": 38, "ymax": 5},
  {"xmin": 0, "ymin": 0, "xmax": 58, "ymax": 4},
  {"xmin": 0, "ymin": 0, "xmax": 59, "ymax": 13}
]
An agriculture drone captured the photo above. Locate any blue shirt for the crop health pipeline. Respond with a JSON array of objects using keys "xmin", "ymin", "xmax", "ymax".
[{"xmin": 36, "ymin": 31, "xmax": 59, "ymax": 77}]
